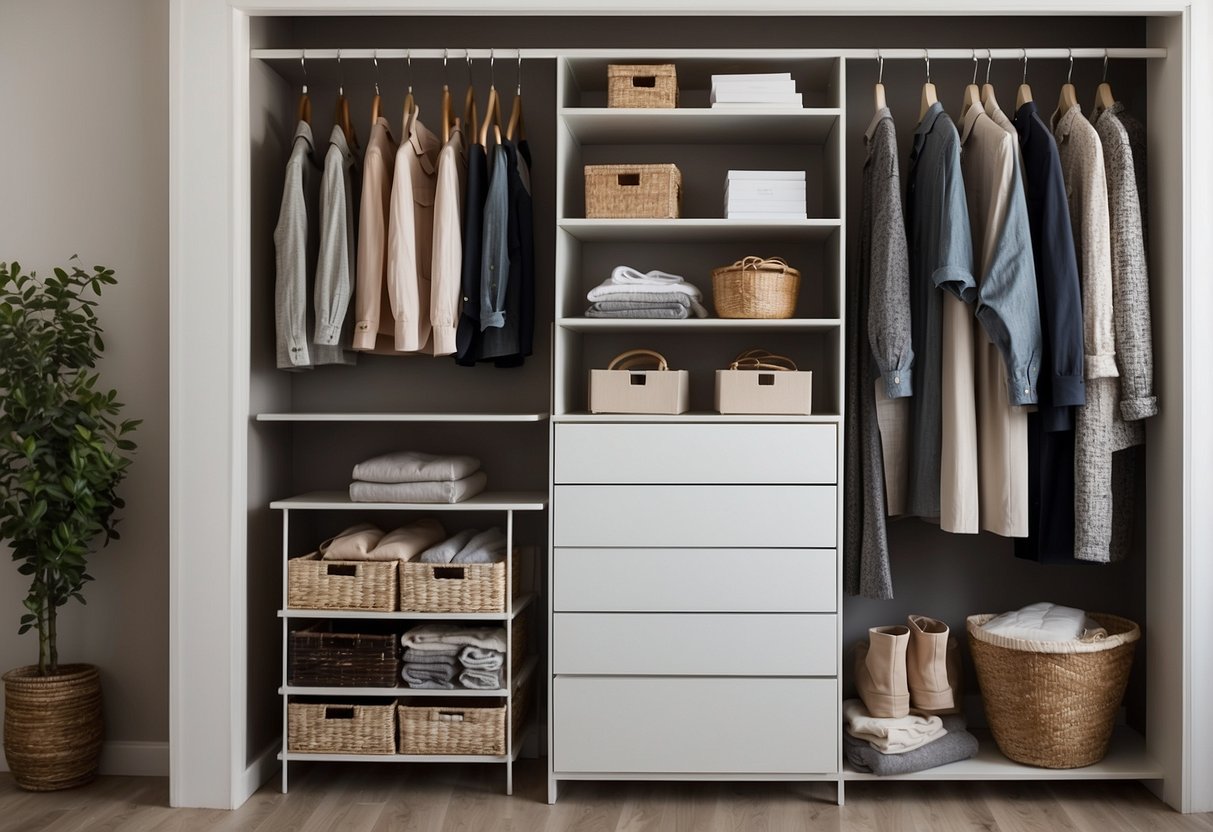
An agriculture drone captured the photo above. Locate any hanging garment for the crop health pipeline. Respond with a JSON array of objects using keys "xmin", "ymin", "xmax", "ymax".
[
  {"xmin": 491, "ymin": 138, "xmax": 536, "ymax": 368},
  {"xmin": 1111, "ymin": 103, "xmax": 1149, "ymax": 256},
  {"xmin": 313, "ymin": 124, "xmax": 360, "ymax": 355},
  {"xmin": 957, "ymin": 102, "xmax": 1042, "ymax": 538},
  {"xmin": 454, "ymin": 138, "xmax": 489, "ymax": 366},
  {"xmin": 431, "ymin": 129, "xmax": 468, "ymax": 356},
  {"xmin": 478, "ymin": 142, "xmax": 512, "ymax": 359},
  {"xmin": 352, "ymin": 116, "xmax": 397, "ymax": 352},
  {"xmin": 904, "ymin": 102, "xmax": 976, "ymax": 524},
  {"xmin": 1052, "ymin": 103, "xmax": 1119, "ymax": 563},
  {"xmin": 845, "ymin": 107, "xmax": 910, "ymax": 601},
  {"xmin": 1012, "ymin": 100, "xmax": 1086, "ymax": 563},
  {"xmin": 387, "ymin": 115, "xmax": 441, "ymax": 353},
  {"xmin": 274, "ymin": 120, "xmax": 355, "ymax": 370}
]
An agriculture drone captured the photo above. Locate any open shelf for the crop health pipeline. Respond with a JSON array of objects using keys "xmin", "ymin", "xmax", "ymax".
[
  {"xmin": 281, "ymin": 656, "xmax": 538, "ymax": 700},
  {"xmin": 281, "ymin": 593, "xmax": 537, "ymax": 623},
  {"xmin": 557, "ymin": 317, "xmax": 840, "ymax": 332},
  {"xmin": 843, "ymin": 727, "xmax": 1162, "ymax": 781},
  {"xmin": 558, "ymin": 218, "xmax": 840, "ymax": 243},
  {"xmin": 553, "ymin": 412, "xmax": 840, "ymax": 423},
  {"xmin": 270, "ymin": 491, "xmax": 549, "ymax": 511},
  {"xmin": 560, "ymin": 107, "xmax": 840, "ymax": 144},
  {"xmin": 255, "ymin": 412, "xmax": 549, "ymax": 423}
]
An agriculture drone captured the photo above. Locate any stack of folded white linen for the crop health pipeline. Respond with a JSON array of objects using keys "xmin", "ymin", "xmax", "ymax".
[
  {"xmin": 842, "ymin": 699, "xmax": 979, "ymax": 776},
  {"xmin": 416, "ymin": 527, "xmax": 507, "ymax": 565},
  {"xmin": 401, "ymin": 624, "xmax": 509, "ymax": 690},
  {"xmin": 349, "ymin": 451, "xmax": 487, "ymax": 504},
  {"xmin": 319, "ymin": 519, "xmax": 446, "ymax": 560},
  {"xmin": 585, "ymin": 266, "xmax": 709, "ymax": 320}
]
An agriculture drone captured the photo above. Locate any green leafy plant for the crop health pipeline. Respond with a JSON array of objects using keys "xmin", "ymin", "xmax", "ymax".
[{"xmin": 0, "ymin": 260, "xmax": 138, "ymax": 675}]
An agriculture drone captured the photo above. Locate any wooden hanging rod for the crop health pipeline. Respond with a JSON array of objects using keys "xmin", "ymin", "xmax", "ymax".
[{"xmin": 250, "ymin": 47, "xmax": 1167, "ymax": 60}]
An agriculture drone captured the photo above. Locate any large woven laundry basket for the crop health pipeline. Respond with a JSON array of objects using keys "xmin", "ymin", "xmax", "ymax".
[{"xmin": 967, "ymin": 612, "xmax": 1139, "ymax": 768}]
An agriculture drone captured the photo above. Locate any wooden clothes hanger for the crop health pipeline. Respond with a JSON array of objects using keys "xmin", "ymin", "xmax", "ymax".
[
  {"xmin": 980, "ymin": 51, "xmax": 1000, "ymax": 112},
  {"xmin": 507, "ymin": 52, "xmax": 526, "ymax": 141},
  {"xmin": 441, "ymin": 50, "xmax": 456, "ymax": 143},
  {"xmin": 1016, "ymin": 49, "xmax": 1034, "ymax": 110},
  {"xmin": 1057, "ymin": 49, "xmax": 1080, "ymax": 114},
  {"xmin": 961, "ymin": 50, "xmax": 981, "ymax": 113},
  {"xmin": 479, "ymin": 49, "xmax": 504, "ymax": 146},
  {"xmin": 464, "ymin": 52, "xmax": 480, "ymax": 144},
  {"xmin": 296, "ymin": 52, "xmax": 312, "ymax": 125},
  {"xmin": 1092, "ymin": 51, "xmax": 1116, "ymax": 118},
  {"xmin": 402, "ymin": 51, "xmax": 418, "ymax": 130},
  {"xmin": 919, "ymin": 51, "xmax": 938, "ymax": 122},
  {"xmin": 369, "ymin": 52, "xmax": 383, "ymax": 126},
  {"xmin": 874, "ymin": 52, "xmax": 887, "ymax": 112},
  {"xmin": 334, "ymin": 50, "xmax": 359, "ymax": 150}
]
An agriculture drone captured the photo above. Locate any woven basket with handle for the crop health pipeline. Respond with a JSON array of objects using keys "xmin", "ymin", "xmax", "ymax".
[
  {"xmin": 967, "ymin": 612, "xmax": 1139, "ymax": 768},
  {"xmin": 712, "ymin": 256, "xmax": 801, "ymax": 319}
]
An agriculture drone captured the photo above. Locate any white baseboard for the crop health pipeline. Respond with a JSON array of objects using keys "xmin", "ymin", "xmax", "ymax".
[
  {"xmin": 238, "ymin": 740, "xmax": 281, "ymax": 805},
  {"xmin": 0, "ymin": 740, "xmax": 169, "ymax": 777}
]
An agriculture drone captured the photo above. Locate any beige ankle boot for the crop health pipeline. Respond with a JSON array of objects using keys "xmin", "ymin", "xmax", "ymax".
[
  {"xmin": 907, "ymin": 615, "xmax": 955, "ymax": 713},
  {"xmin": 854, "ymin": 625, "xmax": 910, "ymax": 718}
]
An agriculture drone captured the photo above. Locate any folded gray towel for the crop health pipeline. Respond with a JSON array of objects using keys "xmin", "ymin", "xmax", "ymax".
[
  {"xmin": 845, "ymin": 715, "xmax": 978, "ymax": 776},
  {"xmin": 350, "ymin": 471, "xmax": 488, "ymax": 504},
  {"xmin": 589, "ymin": 300, "xmax": 693, "ymax": 313},
  {"xmin": 352, "ymin": 450, "xmax": 481, "ymax": 484},
  {"xmin": 403, "ymin": 648, "xmax": 459, "ymax": 665},
  {"xmin": 459, "ymin": 645, "xmax": 504, "ymax": 670},
  {"xmin": 586, "ymin": 306, "xmax": 689, "ymax": 319},
  {"xmin": 418, "ymin": 528, "xmax": 480, "ymax": 564},
  {"xmin": 402, "ymin": 624, "xmax": 508, "ymax": 653},
  {"xmin": 459, "ymin": 667, "xmax": 504, "ymax": 690},
  {"xmin": 452, "ymin": 527, "xmax": 506, "ymax": 564},
  {"xmin": 402, "ymin": 663, "xmax": 458, "ymax": 689},
  {"xmin": 590, "ymin": 292, "xmax": 693, "ymax": 308}
]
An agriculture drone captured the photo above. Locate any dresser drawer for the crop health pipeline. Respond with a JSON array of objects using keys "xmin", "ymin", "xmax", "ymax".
[
  {"xmin": 555, "ymin": 423, "xmax": 836, "ymax": 484},
  {"xmin": 553, "ymin": 613, "xmax": 836, "ymax": 675},
  {"xmin": 553, "ymin": 485, "xmax": 836, "ymax": 548},
  {"xmin": 554, "ymin": 548, "xmax": 837, "ymax": 612},
  {"xmin": 553, "ymin": 676, "xmax": 838, "ymax": 774}
]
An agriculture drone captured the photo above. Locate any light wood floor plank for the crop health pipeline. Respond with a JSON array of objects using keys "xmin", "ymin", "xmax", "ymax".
[{"xmin": 978, "ymin": 780, "xmax": 1080, "ymax": 832}]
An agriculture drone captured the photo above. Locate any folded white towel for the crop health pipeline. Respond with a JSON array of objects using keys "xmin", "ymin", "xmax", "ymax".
[
  {"xmin": 982, "ymin": 602, "xmax": 1096, "ymax": 642},
  {"xmin": 452, "ymin": 527, "xmax": 506, "ymax": 564},
  {"xmin": 401, "ymin": 624, "xmax": 507, "ymax": 653},
  {"xmin": 843, "ymin": 699, "xmax": 947, "ymax": 754},
  {"xmin": 610, "ymin": 265, "xmax": 688, "ymax": 286},
  {"xmin": 352, "ymin": 450, "xmax": 481, "ymax": 484},
  {"xmin": 586, "ymin": 280, "xmax": 709, "ymax": 317},
  {"xmin": 418, "ymin": 528, "xmax": 480, "ymax": 564}
]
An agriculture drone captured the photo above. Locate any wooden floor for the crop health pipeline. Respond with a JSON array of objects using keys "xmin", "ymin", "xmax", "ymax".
[{"xmin": 3, "ymin": 760, "xmax": 1213, "ymax": 832}]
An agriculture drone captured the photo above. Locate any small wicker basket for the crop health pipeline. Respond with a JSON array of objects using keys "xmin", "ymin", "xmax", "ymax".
[
  {"xmin": 289, "ymin": 622, "xmax": 401, "ymax": 688},
  {"xmin": 399, "ymin": 554, "xmax": 521, "ymax": 614},
  {"xmin": 585, "ymin": 164, "xmax": 681, "ymax": 219},
  {"xmin": 967, "ymin": 612, "xmax": 1140, "ymax": 769},
  {"xmin": 397, "ymin": 675, "xmax": 533, "ymax": 756},
  {"xmin": 287, "ymin": 701, "xmax": 396, "ymax": 755},
  {"xmin": 712, "ymin": 256, "xmax": 801, "ymax": 319},
  {"xmin": 287, "ymin": 552, "xmax": 397, "ymax": 612},
  {"xmin": 608, "ymin": 64, "xmax": 678, "ymax": 108}
]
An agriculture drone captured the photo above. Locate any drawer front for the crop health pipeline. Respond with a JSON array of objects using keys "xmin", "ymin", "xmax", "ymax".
[
  {"xmin": 553, "ymin": 676, "xmax": 838, "ymax": 774},
  {"xmin": 553, "ymin": 613, "xmax": 837, "ymax": 676},
  {"xmin": 553, "ymin": 485, "xmax": 836, "ymax": 548},
  {"xmin": 555, "ymin": 423, "xmax": 837, "ymax": 485},
  {"xmin": 554, "ymin": 548, "xmax": 837, "ymax": 612}
]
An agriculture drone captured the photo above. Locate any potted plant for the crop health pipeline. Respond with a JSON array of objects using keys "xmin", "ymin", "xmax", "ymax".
[{"xmin": 0, "ymin": 260, "xmax": 138, "ymax": 791}]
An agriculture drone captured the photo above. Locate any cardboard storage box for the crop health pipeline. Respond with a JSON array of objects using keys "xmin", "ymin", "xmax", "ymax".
[
  {"xmin": 715, "ymin": 351, "xmax": 812, "ymax": 415},
  {"xmin": 590, "ymin": 349, "xmax": 689, "ymax": 415}
]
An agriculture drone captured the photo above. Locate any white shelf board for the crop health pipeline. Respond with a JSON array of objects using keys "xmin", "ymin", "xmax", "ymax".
[
  {"xmin": 843, "ymin": 727, "xmax": 1162, "ymax": 781},
  {"xmin": 558, "ymin": 317, "xmax": 840, "ymax": 332},
  {"xmin": 270, "ymin": 491, "xmax": 548, "ymax": 511},
  {"xmin": 280, "ymin": 593, "xmax": 537, "ymax": 622},
  {"xmin": 255, "ymin": 412, "xmax": 549, "ymax": 423},
  {"xmin": 553, "ymin": 412, "xmax": 840, "ymax": 424},
  {"xmin": 560, "ymin": 107, "xmax": 840, "ymax": 144},
  {"xmin": 558, "ymin": 218, "xmax": 840, "ymax": 243},
  {"xmin": 280, "ymin": 656, "xmax": 538, "ymax": 700}
]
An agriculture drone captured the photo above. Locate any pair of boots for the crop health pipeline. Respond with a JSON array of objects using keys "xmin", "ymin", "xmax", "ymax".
[{"xmin": 855, "ymin": 615, "xmax": 961, "ymax": 718}]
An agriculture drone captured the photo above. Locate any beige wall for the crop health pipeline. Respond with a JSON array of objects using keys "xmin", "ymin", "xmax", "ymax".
[{"xmin": 0, "ymin": 0, "xmax": 169, "ymax": 759}]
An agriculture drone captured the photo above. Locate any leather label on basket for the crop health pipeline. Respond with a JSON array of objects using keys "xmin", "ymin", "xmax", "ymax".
[
  {"xmin": 326, "ymin": 564, "xmax": 357, "ymax": 577},
  {"xmin": 432, "ymin": 566, "xmax": 467, "ymax": 581},
  {"xmin": 630, "ymin": 374, "xmax": 647, "ymax": 385},
  {"xmin": 759, "ymin": 373, "xmax": 775, "ymax": 386},
  {"xmin": 324, "ymin": 706, "xmax": 355, "ymax": 720},
  {"xmin": 632, "ymin": 76, "xmax": 656, "ymax": 87},
  {"xmin": 617, "ymin": 173, "xmax": 640, "ymax": 186}
]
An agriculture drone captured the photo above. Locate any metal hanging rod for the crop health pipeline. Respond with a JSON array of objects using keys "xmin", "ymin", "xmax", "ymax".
[{"xmin": 250, "ymin": 47, "xmax": 1166, "ymax": 61}]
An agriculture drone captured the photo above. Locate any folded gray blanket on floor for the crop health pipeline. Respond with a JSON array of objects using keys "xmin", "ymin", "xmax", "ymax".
[
  {"xmin": 452, "ymin": 527, "xmax": 506, "ymax": 564},
  {"xmin": 459, "ymin": 667, "xmax": 504, "ymax": 690},
  {"xmin": 586, "ymin": 305, "xmax": 689, "ymax": 319},
  {"xmin": 459, "ymin": 646, "xmax": 504, "ymax": 670},
  {"xmin": 402, "ymin": 648, "xmax": 459, "ymax": 664},
  {"xmin": 418, "ymin": 528, "xmax": 480, "ymax": 564},
  {"xmin": 350, "ymin": 471, "xmax": 488, "ymax": 504},
  {"xmin": 402, "ymin": 664, "xmax": 458, "ymax": 689},
  {"xmin": 352, "ymin": 450, "xmax": 481, "ymax": 484},
  {"xmin": 844, "ymin": 715, "xmax": 978, "ymax": 775}
]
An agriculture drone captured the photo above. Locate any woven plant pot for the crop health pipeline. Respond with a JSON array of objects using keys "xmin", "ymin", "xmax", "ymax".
[{"xmin": 3, "ymin": 664, "xmax": 103, "ymax": 791}]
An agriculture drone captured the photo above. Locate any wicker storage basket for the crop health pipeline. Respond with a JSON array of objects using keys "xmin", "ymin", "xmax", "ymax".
[
  {"xmin": 287, "ymin": 701, "xmax": 396, "ymax": 754},
  {"xmin": 397, "ymin": 675, "xmax": 533, "ymax": 756},
  {"xmin": 712, "ymin": 256, "xmax": 801, "ymax": 319},
  {"xmin": 585, "ymin": 164, "xmax": 681, "ymax": 219},
  {"xmin": 399, "ymin": 553, "xmax": 521, "ymax": 614},
  {"xmin": 289, "ymin": 622, "xmax": 401, "ymax": 688},
  {"xmin": 287, "ymin": 552, "xmax": 397, "ymax": 612},
  {"xmin": 608, "ymin": 64, "xmax": 678, "ymax": 108},
  {"xmin": 967, "ymin": 612, "xmax": 1140, "ymax": 768}
]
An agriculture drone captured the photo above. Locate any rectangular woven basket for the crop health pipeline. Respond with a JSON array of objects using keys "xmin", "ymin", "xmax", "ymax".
[
  {"xmin": 287, "ymin": 701, "xmax": 396, "ymax": 754},
  {"xmin": 289, "ymin": 622, "xmax": 401, "ymax": 688},
  {"xmin": 399, "ymin": 554, "xmax": 522, "ymax": 614},
  {"xmin": 607, "ymin": 63, "xmax": 678, "ymax": 108},
  {"xmin": 585, "ymin": 164, "xmax": 681, "ymax": 219},
  {"xmin": 287, "ymin": 552, "xmax": 397, "ymax": 612},
  {"xmin": 397, "ymin": 675, "xmax": 533, "ymax": 756}
]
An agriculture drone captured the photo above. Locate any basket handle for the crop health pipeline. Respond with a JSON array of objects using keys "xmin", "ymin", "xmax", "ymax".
[
  {"xmin": 729, "ymin": 348, "xmax": 798, "ymax": 372},
  {"xmin": 323, "ymin": 706, "xmax": 356, "ymax": 720},
  {"xmin": 607, "ymin": 349, "xmax": 669, "ymax": 371},
  {"xmin": 437, "ymin": 711, "xmax": 466, "ymax": 723},
  {"xmin": 725, "ymin": 256, "xmax": 793, "ymax": 274}
]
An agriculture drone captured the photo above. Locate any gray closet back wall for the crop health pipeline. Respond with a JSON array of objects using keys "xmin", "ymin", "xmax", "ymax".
[{"xmin": 245, "ymin": 14, "xmax": 1150, "ymax": 763}]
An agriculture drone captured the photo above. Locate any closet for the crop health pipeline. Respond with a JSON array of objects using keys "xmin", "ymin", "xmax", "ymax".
[{"xmin": 167, "ymin": 4, "xmax": 1205, "ymax": 812}]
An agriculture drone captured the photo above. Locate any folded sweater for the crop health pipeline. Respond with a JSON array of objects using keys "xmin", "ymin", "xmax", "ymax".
[
  {"xmin": 326, "ymin": 519, "xmax": 446, "ymax": 561},
  {"xmin": 402, "ymin": 624, "xmax": 507, "ymax": 653},
  {"xmin": 452, "ymin": 527, "xmax": 506, "ymax": 564},
  {"xmin": 352, "ymin": 450, "xmax": 481, "ymax": 484},
  {"xmin": 585, "ymin": 280, "xmax": 709, "ymax": 318},
  {"xmin": 318, "ymin": 523, "xmax": 385, "ymax": 559},
  {"xmin": 845, "ymin": 715, "xmax": 978, "ymax": 776},
  {"xmin": 350, "ymin": 471, "xmax": 487, "ymax": 504},
  {"xmin": 843, "ymin": 699, "xmax": 946, "ymax": 754},
  {"xmin": 418, "ymin": 528, "xmax": 480, "ymax": 564}
]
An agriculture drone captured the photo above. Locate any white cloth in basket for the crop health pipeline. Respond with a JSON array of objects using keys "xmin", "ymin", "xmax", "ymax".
[{"xmin": 981, "ymin": 602, "xmax": 1107, "ymax": 642}]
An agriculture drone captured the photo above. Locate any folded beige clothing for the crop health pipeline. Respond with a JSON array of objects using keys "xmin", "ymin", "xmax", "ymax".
[
  {"xmin": 351, "ymin": 518, "xmax": 446, "ymax": 561},
  {"xmin": 352, "ymin": 451, "xmax": 481, "ymax": 484},
  {"xmin": 349, "ymin": 471, "xmax": 488, "ymax": 504},
  {"xmin": 843, "ymin": 698, "xmax": 946, "ymax": 754},
  {"xmin": 319, "ymin": 523, "xmax": 385, "ymax": 559}
]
